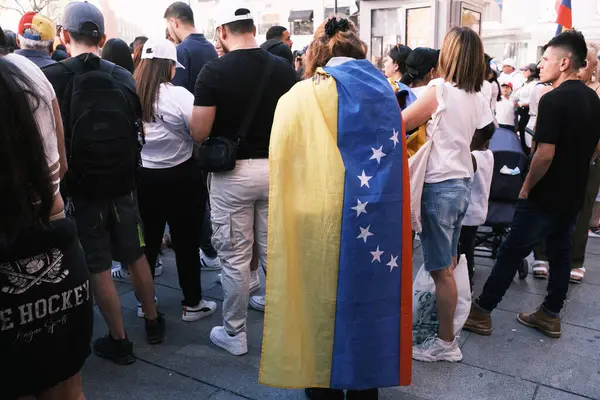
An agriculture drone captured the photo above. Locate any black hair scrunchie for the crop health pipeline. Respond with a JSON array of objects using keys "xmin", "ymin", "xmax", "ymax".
[{"xmin": 324, "ymin": 17, "xmax": 350, "ymax": 37}]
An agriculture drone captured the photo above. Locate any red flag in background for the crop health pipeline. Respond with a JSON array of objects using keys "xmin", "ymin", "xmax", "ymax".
[{"xmin": 555, "ymin": 0, "xmax": 572, "ymax": 35}]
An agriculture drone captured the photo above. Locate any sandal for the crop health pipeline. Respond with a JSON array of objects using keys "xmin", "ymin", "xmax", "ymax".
[
  {"xmin": 532, "ymin": 260, "xmax": 549, "ymax": 279},
  {"xmin": 570, "ymin": 267, "xmax": 585, "ymax": 284}
]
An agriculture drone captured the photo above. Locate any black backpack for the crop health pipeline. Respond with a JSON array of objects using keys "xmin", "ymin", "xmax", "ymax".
[{"xmin": 62, "ymin": 56, "xmax": 143, "ymax": 199}]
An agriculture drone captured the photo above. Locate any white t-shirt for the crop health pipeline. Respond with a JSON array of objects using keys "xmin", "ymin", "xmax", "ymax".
[
  {"xmin": 515, "ymin": 79, "xmax": 538, "ymax": 106},
  {"xmin": 527, "ymin": 84, "xmax": 547, "ymax": 131},
  {"xmin": 142, "ymin": 83, "xmax": 195, "ymax": 169},
  {"xmin": 463, "ymin": 150, "xmax": 494, "ymax": 226},
  {"xmin": 411, "ymin": 86, "xmax": 428, "ymax": 98},
  {"xmin": 424, "ymin": 78, "xmax": 494, "ymax": 183},
  {"xmin": 6, "ymin": 54, "xmax": 59, "ymax": 168},
  {"xmin": 498, "ymin": 70, "xmax": 525, "ymax": 91},
  {"xmin": 495, "ymin": 98, "xmax": 516, "ymax": 127}
]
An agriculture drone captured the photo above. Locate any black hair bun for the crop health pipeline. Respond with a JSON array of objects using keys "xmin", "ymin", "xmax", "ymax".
[{"xmin": 324, "ymin": 17, "xmax": 349, "ymax": 37}]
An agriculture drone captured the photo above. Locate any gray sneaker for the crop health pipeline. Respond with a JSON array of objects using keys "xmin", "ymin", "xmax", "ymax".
[{"xmin": 249, "ymin": 295, "xmax": 265, "ymax": 312}]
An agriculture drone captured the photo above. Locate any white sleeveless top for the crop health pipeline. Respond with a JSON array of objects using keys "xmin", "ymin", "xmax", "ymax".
[{"xmin": 425, "ymin": 78, "xmax": 494, "ymax": 184}]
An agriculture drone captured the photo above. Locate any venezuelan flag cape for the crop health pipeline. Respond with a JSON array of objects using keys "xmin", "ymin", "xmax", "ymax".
[{"xmin": 260, "ymin": 59, "xmax": 412, "ymax": 390}]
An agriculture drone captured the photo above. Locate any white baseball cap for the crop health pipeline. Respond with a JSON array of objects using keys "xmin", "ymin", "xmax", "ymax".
[
  {"xmin": 141, "ymin": 38, "xmax": 184, "ymax": 69},
  {"xmin": 215, "ymin": 4, "xmax": 253, "ymax": 27},
  {"xmin": 502, "ymin": 57, "xmax": 516, "ymax": 69}
]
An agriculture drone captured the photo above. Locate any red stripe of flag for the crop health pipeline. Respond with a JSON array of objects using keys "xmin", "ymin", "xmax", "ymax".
[
  {"xmin": 556, "ymin": 0, "xmax": 572, "ymax": 29},
  {"xmin": 399, "ymin": 117, "xmax": 412, "ymax": 387}
]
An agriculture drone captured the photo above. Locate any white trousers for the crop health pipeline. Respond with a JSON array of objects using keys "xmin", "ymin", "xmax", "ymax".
[{"xmin": 209, "ymin": 159, "xmax": 268, "ymax": 334}]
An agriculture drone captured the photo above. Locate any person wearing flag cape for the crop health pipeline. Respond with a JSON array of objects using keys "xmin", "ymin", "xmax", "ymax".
[{"xmin": 259, "ymin": 17, "xmax": 413, "ymax": 399}]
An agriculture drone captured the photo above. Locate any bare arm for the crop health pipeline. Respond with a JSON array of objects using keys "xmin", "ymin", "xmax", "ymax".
[
  {"xmin": 519, "ymin": 142, "xmax": 555, "ymax": 199},
  {"xmin": 189, "ymin": 106, "xmax": 216, "ymax": 143},
  {"xmin": 401, "ymin": 86, "xmax": 438, "ymax": 132},
  {"xmin": 52, "ymin": 98, "xmax": 67, "ymax": 178}
]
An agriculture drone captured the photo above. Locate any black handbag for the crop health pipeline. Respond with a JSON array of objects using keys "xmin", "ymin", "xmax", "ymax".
[{"xmin": 196, "ymin": 55, "xmax": 277, "ymax": 172}]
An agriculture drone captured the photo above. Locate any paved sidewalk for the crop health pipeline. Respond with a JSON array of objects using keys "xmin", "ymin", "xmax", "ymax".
[{"xmin": 83, "ymin": 238, "xmax": 600, "ymax": 400}]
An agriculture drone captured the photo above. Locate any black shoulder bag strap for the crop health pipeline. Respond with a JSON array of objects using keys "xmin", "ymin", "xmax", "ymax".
[{"xmin": 235, "ymin": 54, "xmax": 277, "ymax": 145}]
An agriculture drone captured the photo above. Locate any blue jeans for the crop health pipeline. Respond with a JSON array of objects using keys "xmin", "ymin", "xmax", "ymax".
[
  {"xmin": 421, "ymin": 178, "xmax": 472, "ymax": 272},
  {"xmin": 477, "ymin": 198, "xmax": 577, "ymax": 314}
]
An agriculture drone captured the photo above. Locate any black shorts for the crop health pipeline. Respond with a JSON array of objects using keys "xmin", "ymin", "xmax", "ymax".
[
  {"xmin": 0, "ymin": 217, "xmax": 93, "ymax": 399},
  {"xmin": 71, "ymin": 192, "xmax": 145, "ymax": 274}
]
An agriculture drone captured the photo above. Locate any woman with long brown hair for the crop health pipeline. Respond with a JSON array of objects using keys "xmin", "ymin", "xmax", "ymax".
[
  {"xmin": 1, "ymin": 34, "xmax": 92, "ymax": 399},
  {"xmin": 402, "ymin": 27, "xmax": 493, "ymax": 362},
  {"xmin": 133, "ymin": 38, "xmax": 217, "ymax": 322}
]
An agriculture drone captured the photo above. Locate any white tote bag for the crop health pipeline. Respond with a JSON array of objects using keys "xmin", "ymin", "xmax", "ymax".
[{"xmin": 412, "ymin": 255, "xmax": 472, "ymax": 344}]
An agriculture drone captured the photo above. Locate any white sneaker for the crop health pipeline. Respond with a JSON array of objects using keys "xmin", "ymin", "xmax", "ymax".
[
  {"xmin": 155, "ymin": 256, "xmax": 163, "ymax": 277},
  {"xmin": 412, "ymin": 336, "xmax": 463, "ymax": 362},
  {"xmin": 209, "ymin": 326, "xmax": 248, "ymax": 356},
  {"xmin": 588, "ymin": 228, "xmax": 600, "ymax": 238},
  {"xmin": 182, "ymin": 299, "xmax": 217, "ymax": 322},
  {"xmin": 216, "ymin": 273, "xmax": 222, "ymax": 285},
  {"xmin": 249, "ymin": 295, "xmax": 265, "ymax": 312},
  {"xmin": 249, "ymin": 270, "xmax": 260, "ymax": 295},
  {"xmin": 111, "ymin": 263, "xmax": 128, "ymax": 280},
  {"xmin": 200, "ymin": 250, "xmax": 222, "ymax": 271},
  {"xmin": 137, "ymin": 296, "xmax": 158, "ymax": 319}
]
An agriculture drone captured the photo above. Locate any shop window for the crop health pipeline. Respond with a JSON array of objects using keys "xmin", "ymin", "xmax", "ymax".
[
  {"xmin": 370, "ymin": 8, "xmax": 402, "ymax": 66},
  {"xmin": 461, "ymin": 6, "xmax": 482, "ymax": 34},
  {"xmin": 406, "ymin": 7, "xmax": 433, "ymax": 48},
  {"xmin": 289, "ymin": 10, "xmax": 314, "ymax": 36}
]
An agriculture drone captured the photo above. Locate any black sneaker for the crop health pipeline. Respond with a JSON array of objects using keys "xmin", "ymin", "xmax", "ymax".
[
  {"xmin": 145, "ymin": 313, "xmax": 166, "ymax": 345},
  {"xmin": 93, "ymin": 334, "xmax": 136, "ymax": 365}
]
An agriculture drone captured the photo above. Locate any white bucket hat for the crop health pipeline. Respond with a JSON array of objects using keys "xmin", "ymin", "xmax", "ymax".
[{"xmin": 141, "ymin": 38, "xmax": 184, "ymax": 69}]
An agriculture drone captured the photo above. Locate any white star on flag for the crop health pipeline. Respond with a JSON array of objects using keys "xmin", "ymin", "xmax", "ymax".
[
  {"xmin": 351, "ymin": 199, "xmax": 368, "ymax": 217},
  {"xmin": 357, "ymin": 170, "xmax": 373, "ymax": 188},
  {"xmin": 390, "ymin": 129, "xmax": 400, "ymax": 148},
  {"xmin": 357, "ymin": 225, "xmax": 374, "ymax": 243},
  {"xmin": 370, "ymin": 146, "xmax": 387, "ymax": 164},
  {"xmin": 370, "ymin": 246, "xmax": 384, "ymax": 263},
  {"xmin": 387, "ymin": 255, "xmax": 398, "ymax": 272}
]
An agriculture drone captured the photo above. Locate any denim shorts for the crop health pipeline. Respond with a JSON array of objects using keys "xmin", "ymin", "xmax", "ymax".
[{"xmin": 420, "ymin": 178, "xmax": 472, "ymax": 272}]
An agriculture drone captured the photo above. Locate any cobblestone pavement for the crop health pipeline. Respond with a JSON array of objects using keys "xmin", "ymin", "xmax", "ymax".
[{"xmin": 83, "ymin": 238, "xmax": 600, "ymax": 400}]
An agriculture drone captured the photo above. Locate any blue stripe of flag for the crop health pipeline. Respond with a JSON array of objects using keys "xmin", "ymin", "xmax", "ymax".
[{"xmin": 325, "ymin": 60, "xmax": 404, "ymax": 390}]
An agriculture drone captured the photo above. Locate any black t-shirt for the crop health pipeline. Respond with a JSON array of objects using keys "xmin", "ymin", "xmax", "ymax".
[
  {"xmin": 42, "ymin": 53, "xmax": 141, "ymax": 144},
  {"xmin": 530, "ymin": 80, "xmax": 600, "ymax": 214},
  {"xmin": 194, "ymin": 48, "xmax": 297, "ymax": 159}
]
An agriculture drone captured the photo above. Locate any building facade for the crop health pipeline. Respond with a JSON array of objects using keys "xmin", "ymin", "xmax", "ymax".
[
  {"xmin": 482, "ymin": 0, "xmax": 600, "ymax": 66},
  {"xmin": 359, "ymin": 0, "xmax": 485, "ymax": 67},
  {"xmin": 191, "ymin": 0, "xmax": 358, "ymax": 51}
]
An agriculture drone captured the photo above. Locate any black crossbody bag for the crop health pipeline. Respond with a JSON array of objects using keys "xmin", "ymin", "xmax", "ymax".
[{"xmin": 196, "ymin": 55, "xmax": 277, "ymax": 172}]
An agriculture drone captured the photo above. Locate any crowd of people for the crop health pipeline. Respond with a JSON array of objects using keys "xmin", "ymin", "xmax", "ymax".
[{"xmin": 1, "ymin": 1, "xmax": 600, "ymax": 399}]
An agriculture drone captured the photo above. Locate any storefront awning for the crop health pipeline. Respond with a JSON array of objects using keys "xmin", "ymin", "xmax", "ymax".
[
  {"xmin": 288, "ymin": 10, "xmax": 314, "ymax": 22},
  {"xmin": 325, "ymin": 7, "xmax": 351, "ymax": 17}
]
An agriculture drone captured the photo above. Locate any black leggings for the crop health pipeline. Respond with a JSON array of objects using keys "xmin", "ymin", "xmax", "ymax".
[
  {"xmin": 307, "ymin": 388, "xmax": 379, "ymax": 399},
  {"xmin": 137, "ymin": 158, "xmax": 206, "ymax": 307},
  {"xmin": 458, "ymin": 225, "xmax": 478, "ymax": 290}
]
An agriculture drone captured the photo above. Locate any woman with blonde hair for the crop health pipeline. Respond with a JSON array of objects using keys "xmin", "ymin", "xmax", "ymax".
[
  {"xmin": 260, "ymin": 17, "xmax": 412, "ymax": 399},
  {"xmin": 402, "ymin": 27, "xmax": 493, "ymax": 362}
]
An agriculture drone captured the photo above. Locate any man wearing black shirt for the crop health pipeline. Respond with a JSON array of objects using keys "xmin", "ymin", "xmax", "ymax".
[
  {"xmin": 43, "ymin": 1, "xmax": 165, "ymax": 364},
  {"xmin": 466, "ymin": 30, "xmax": 600, "ymax": 339},
  {"xmin": 190, "ymin": 6, "xmax": 296, "ymax": 356}
]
